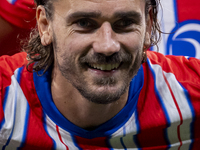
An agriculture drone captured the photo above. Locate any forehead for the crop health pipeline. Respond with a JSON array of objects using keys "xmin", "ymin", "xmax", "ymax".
[{"xmin": 53, "ymin": 0, "xmax": 146, "ymax": 19}]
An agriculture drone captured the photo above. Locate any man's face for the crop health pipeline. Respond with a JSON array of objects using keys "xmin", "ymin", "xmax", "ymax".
[{"xmin": 49, "ymin": 0, "xmax": 150, "ymax": 104}]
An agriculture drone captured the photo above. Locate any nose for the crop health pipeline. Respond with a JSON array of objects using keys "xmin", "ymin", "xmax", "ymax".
[{"xmin": 93, "ymin": 22, "xmax": 120, "ymax": 56}]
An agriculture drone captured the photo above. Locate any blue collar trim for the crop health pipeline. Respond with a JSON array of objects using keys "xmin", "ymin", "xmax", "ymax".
[{"xmin": 34, "ymin": 66, "xmax": 144, "ymax": 138}]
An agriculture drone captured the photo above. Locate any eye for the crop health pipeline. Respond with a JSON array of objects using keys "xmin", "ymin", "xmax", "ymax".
[
  {"xmin": 113, "ymin": 18, "xmax": 135, "ymax": 31},
  {"xmin": 117, "ymin": 19, "xmax": 133, "ymax": 27},
  {"xmin": 75, "ymin": 18, "xmax": 97, "ymax": 29},
  {"xmin": 78, "ymin": 19, "xmax": 90, "ymax": 27}
]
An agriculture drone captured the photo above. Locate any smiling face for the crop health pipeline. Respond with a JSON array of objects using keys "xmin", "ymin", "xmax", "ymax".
[{"xmin": 40, "ymin": 0, "xmax": 151, "ymax": 104}]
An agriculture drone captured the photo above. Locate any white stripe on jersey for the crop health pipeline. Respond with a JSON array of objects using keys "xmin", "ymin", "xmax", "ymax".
[
  {"xmin": 170, "ymin": 140, "xmax": 191, "ymax": 150},
  {"xmin": 45, "ymin": 115, "xmax": 79, "ymax": 150},
  {"xmin": 149, "ymin": 63, "xmax": 180, "ymax": 145},
  {"xmin": 57, "ymin": 126, "xmax": 80, "ymax": 150},
  {"xmin": 109, "ymin": 128, "xmax": 125, "ymax": 149},
  {"xmin": 0, "ymin": 68, "xmax": 29, "ymax": 149},
  {"xmin": 109, "ymin": 111, "xmax": 138, "ymax": 150},
  {"xmin": 150, "ymin": 62, "xmax": 193, "ymax": 149},
  {"xmin": 163, "ymin": 72, "xmax": 193, "ymax": 142}
]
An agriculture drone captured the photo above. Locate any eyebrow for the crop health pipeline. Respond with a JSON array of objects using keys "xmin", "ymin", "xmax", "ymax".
[
  {"xmin": 67, "ymin": 11, "xmax": 101, "ymax": 21},
  {"xmin": 66, "ymin": 11, "xmax": 142, "ymax": 22},
  {"xmin": 114, "ymin": 11, "xmax": 142, "ymax": 20}
]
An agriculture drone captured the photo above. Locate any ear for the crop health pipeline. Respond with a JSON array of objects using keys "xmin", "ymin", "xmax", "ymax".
[
  {"xmin": 36, "ymin": 6, "xmax": 52, "ymax": 46},
  {"xmin": 144, "ymin": 10, "xmax": 152, "ymax": 51}
]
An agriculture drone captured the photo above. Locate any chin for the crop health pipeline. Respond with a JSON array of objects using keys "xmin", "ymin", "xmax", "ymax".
[{"xmin": 76, "ymin": 82, "xmax": 129, "ymax": 104}]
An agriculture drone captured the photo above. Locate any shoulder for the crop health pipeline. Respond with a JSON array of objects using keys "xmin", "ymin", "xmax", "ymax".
[
  {"xmin": 147, "ymin": 51, "xmax": 200, "ymax": 70},
  {"xmin": 0, "ymin": 52, "xmax": 28, "ymax": 88},
  {"xmin": 145, "ymin": 51, "xmax": 200, "ymax": 99},
  {"xmin": 147, "ymin": 50, "xmax": 200, "ymax": 66},
  {"xmin": 147, "ymin": 51, "xmax": 200, "ymax": 81},
  {"xmin": 0, "ymin": 52, "xmax": 27, "ymax": 70}
]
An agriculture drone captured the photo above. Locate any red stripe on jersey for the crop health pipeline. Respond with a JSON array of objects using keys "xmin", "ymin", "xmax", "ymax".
[
  {"xmin": 75, "ymin": 136, "xmax": 109, "ymax": 150},
  {"xmin": 147, "ymin": 51, "xmax": 200, "ymax": 149},
  {"xmin": 182, "ymin": 75, "xmax": 200, "ymax": 149},
  {"xmin": 56, "ymin": 125, "xmax": 69, "ymax": 150},
  {"xmin": 176, "ymin": 0, "xmax": 200, "ymax": 23},
  {"xmin": 19, "ymin": 67, "xmax": 54, "ymax": 150},
  {"xmin": 189, "ymin": 90, "xmax": 200, "ymax": 149},
  {"xmin": 136, "ymin": 63, "xmax": 168, "ymax": 149}
]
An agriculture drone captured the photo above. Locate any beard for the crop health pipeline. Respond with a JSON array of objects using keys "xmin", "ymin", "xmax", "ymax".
[{"xmin": 53, "ymin": 35, "xmax": 143, "ymax": 104}]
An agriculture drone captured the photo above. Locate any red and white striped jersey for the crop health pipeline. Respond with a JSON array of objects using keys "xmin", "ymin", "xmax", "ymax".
[{"xmin": 0, "ymin": 51, "xmax": 200, "ymax": 150}]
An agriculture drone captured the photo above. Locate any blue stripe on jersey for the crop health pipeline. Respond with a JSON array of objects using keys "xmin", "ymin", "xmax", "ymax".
[
  {"xmin": 165, "ymin": 131, "xmax": 171, "ymax": 150},
  {"xmin": 120, "ymin": 137, "xmax": 126, "ymax": 150},
  {"xmin": 0, "ymin": 87, "xmax": 9, "ymax": 130},
  {"xmin": 147, "ymin": 59, "xmax": 171, "ymax": 146},
  {"xmin": 71, "ymin": 134, "xmax": 82, "ymax": 150},
  {"xmin": 18, "ymin": 103, "xmax": 30, "ymax": 149},
  {"xmin": 133, "ymin": 107, "xmax": 141, "ymax": 149},
  {"xmin": 106, "ymin": 135, "xmax": 113, "ymax": 150},
  {"xmin": 43, "ymin": 113, "xmax": 57, "ymax": 150},
  {"xmin": 120, "ymin": 126, "xmax": 127, "ymax": 150},
  {"xmin": 179, "ymin": 83, "xmax": 195, "ymax": 150},
  {"xmin": 34, "ymin": 65, "xmax": 144, "ymax": 139}
]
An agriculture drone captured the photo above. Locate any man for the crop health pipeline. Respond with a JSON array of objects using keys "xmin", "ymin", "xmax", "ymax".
[
  {"xmin": 0, "ymin": 0, "xmax": 200, "ymax": 149},
  {"xmin": 0, "ymin": 0, "xmax": 36, "ymax": 56}
]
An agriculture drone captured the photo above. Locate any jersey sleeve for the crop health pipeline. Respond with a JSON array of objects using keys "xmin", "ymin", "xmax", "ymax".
[
  {"xmin": 0, "ymin": 0, "xmax": 36, "ymax": 29},
  {"xmin": 147, "ymin": 51, "xmax": 200, "ymax": 102},
  {"xmin": 0, "ymin": 52, "xmax": 27, "ymax": 110},
  {"xmin": 147, "ymin": 51, "xmax": 200, "ymax": 84}
]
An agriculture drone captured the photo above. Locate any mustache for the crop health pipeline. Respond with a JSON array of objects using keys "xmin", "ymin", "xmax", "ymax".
[{"xmin": 79, "ymin": 50, "xmax": 133, "ymax": 64}]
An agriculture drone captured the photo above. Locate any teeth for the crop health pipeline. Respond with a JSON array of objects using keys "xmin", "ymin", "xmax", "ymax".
[{"xmin": 89, "ymin": 63, "xmax": 120, "ymax": 71}]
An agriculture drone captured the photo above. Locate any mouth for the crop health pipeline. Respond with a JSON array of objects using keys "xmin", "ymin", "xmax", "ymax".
[{"xmin": 87, "ymin": 63, "xmax": 121, "ymax": 71}]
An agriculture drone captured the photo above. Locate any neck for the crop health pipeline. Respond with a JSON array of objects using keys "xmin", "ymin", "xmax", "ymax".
[{"xmin": 51, "ymin": 67, "xmax": 129, "ymax": 130}]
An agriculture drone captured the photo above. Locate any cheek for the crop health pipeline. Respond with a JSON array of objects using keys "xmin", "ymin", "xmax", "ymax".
[
  {"xmin": 119, "ymin": 34, "xmax": 144, "ymax": 53},
  {"xmin": 56, "ymin": 38, "xmax": 88, "ymax": 65},
  {"xmin": 66, "ymin": 34, "xmax": 93, "ymax": 54}
]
